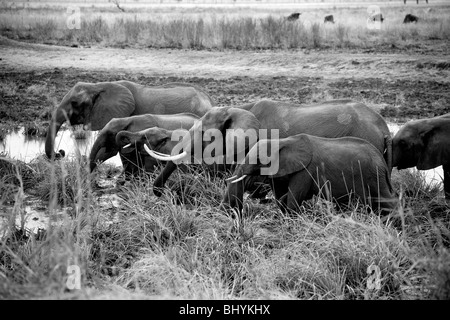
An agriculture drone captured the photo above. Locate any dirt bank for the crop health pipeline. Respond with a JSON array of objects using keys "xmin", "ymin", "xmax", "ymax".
[{"xmin": 1, "ymin": 36, "xmax": 449, "ymax": 128}]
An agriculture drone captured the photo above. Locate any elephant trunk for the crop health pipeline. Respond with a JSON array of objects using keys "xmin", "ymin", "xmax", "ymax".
[
  {"xmin": 153, "ymin": 160, "xmax": 178, "ymax": 197},
  {"xmin": 151, "ymin": 128, "xmax": 197, "ymax": 197},
  {"xmin": 89, "ymin": 132, "xmax": 119, "ymax": 172},
  {"xmin": 221, "ymin": 167, "xmax": 245, "ymax": 217},
  {"xmin": 45, "ymin": 108, "xmax": 68, "ymax": 160}
]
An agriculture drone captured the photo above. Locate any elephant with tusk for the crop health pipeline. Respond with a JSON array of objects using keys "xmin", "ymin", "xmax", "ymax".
[
  {"xmin": 45, "ymin": 80, "xmax": 214, "ymax": 160},
  {"xmin": 147, "ymin": 99, "xmax": 393, "ymax": 213},
  {"xmin": 226, "ymin": 134, "xmax": 397, "ymax": 214},
  {"xmin": 89, "ymin": 113, "xmax": 199, "ymax": 177},
  {"xmin": 392, "ymin": 113, "xmax": 450, "ymax": 199}
]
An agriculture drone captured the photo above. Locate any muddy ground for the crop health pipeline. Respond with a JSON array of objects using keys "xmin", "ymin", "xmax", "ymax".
[{"xmin": 1, "ymin": 35, "xmax": 449, "ymax": 132}]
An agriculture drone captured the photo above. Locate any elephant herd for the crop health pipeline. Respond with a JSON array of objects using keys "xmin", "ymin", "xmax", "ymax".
[{"xmin": 44, "ymin": 80, "xmax": 450, "ymax": 216}]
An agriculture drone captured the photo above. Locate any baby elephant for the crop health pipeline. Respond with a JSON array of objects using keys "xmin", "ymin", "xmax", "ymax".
[{"xmin": 225, "ymin": 134, "xmax": 397, "ymax": 214}]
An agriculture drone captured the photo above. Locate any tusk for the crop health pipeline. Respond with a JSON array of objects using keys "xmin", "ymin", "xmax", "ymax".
[
  {"xmin": 152, "ymin": 150, "xmax": 172, "ymax": 157},
  {"xmin": 231, "ymin": 175, "xmax": 247, "ymax": 184},
  {"xmin": 144, "ymin": 144, "xmax": 187, "ymax": 161},
  {"xmin": 123, "ymin": 143, "xmax": 132, "ymax": 149},
  {"xmin": 225, "ymin": 175, "xmax": 238, "ymax": 182}
]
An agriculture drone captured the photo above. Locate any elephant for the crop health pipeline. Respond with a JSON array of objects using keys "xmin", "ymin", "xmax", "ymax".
[
  {"xmin": 287, "ymin": 13, "xmax": 301, "ymax": 21},
  {"xmin": 226, "ymin": 134, "xmax": 397, "ymax": 214},
  {"xmin": 403, "ymin": 14, "xmax": 419, "ymax": 24},
  {"xmin": 89, "ymin": 113, "xmax": 199, "ymax": 177},
  {"xmin": 116, "ymin": 127, "xmax": 231, "ymax": 181},
  {"xmin": 392, "ymin": 113, "xmax": 450, "ymax": 199},
  {"xmin": 324, "ymin": 15, "xmax": 335, "ymax": 24},
  {"xmin": 45, "ymin": 80, "xmax": 214, "ymax": 160},
  {"xmin": 146, "ymin": 99, "xmax": 393, "ymax": 212}
]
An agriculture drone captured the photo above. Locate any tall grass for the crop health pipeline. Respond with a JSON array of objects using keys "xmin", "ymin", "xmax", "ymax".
[
  {"xmin": 2, "ymin": 6, "xmax": 449, "ymax": 50},
  {"xmin": 1, "ymin": 154, "xmax": 449, "ymax": 299}
]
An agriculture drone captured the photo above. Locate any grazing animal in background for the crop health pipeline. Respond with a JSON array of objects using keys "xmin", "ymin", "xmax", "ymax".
[
  {"xmin": 324, "ymin": 15, "xmax": 335, "ymax": 23},
  {"xmin": 392, "ymin": 113, "xmax": 450, "ymax": 200},
  {"xmin": 403, "ymin": 14, "xmax": 419, "ymax": 23},
  {"xmin": 226, "ymin": 134, "xmax": 397, "ymax": 214},
  {"xmin": 403, "ymin": 0, "xmax": 428, "ymax": 4},
  {"xmin": 370, "ymin": 13, "xmax": 385, "ymax": 23},
  {"xmin": 287, "ymin": 13, "xmax": 301, "ymax": 21}
]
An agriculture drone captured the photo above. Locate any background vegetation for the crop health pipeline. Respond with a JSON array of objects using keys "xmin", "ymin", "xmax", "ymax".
[{"xmin": 1, "ymin": 2, "xmax": 449, "ymax": 50}]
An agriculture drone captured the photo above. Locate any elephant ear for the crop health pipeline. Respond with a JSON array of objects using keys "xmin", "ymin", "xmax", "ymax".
[
  {"xmin": 146, "ymin": 128, "xmax": 171, "ymax": 149},
  {"xmin": 89, "ymin": 83, "xmax": 136, "ymax": 131},
  {"xmin": 223, "ymin": 107, "xmax": 261, "ymax": 161},
  {"xmin": 271, "ymin": 135, "xmax": 313, "ymax": 178},
  {"xmin": 417, "ymin": 126, "xmax": 450, "ymax": 170}
]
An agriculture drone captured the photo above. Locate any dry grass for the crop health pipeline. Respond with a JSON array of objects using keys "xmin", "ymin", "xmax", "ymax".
[
  {"xmin": 0, "ymin": 154, "xmax": 449, "ymax": 300},
  {"xmin": 1, "ymin": 4, "xmax": 449, "ymax": 50}
]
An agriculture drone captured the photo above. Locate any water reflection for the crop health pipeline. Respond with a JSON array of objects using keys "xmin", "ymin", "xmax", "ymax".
[{"xmin": 0, "ymin": 127, "xmax": 121, "ymax": 166}]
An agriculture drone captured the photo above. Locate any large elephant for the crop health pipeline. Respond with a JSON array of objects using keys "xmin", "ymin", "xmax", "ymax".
[
  {"xmin": 147, "ymin": 99, "xmax": 392, "ymax": 211},
  {"xmin": 227, "ymin": 134, "xmax": 397, "ymax": 213},
  {"xmin": 115, "ymin": 127, "xmax": 230, "ymax": 180},
  {"xmin": 45, "ymin": 80, "xmax": 214, "ymax": 160},
  {"xmin": 392, "ymin": 113, "xmax": 450, "ymax": 199},
  {"xmin": 89, "ymin": 113, "xmax": 199, "ymax": 176}
]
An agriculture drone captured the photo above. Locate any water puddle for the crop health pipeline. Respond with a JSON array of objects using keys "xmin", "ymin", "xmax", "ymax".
[
  {"xmin": 0, "ymin": 127, "xmax": 123, "ymax": 236},
  {"xmin": 0, "ymin": 127, "xmax": 121, "ymax": 166},
  {"xmin": 388, "ymin": 122, "xmax": 443, "ymax": 189}
]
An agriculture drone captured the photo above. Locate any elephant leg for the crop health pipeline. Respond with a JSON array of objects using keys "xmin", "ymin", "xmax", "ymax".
[
  {"xmin": 286, "ymin": 172, "xmax": 313, "ymax": 214},
  {"xmin": 444, "ymin": 164, "xmax": 450, "ymax": 200},
  {"xmin": 270, "ymin": 178, "xmax": 289, "ymax": 213}
]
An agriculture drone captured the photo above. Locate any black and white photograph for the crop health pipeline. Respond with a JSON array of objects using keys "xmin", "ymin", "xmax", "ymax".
[{"xmin": 0, "ymin": 0, "xmax": 449, "ymax": 301}]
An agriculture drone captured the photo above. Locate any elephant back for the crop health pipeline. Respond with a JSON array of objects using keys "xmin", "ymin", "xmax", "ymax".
[
  {"xmin": 116, "ymin": 81, "xmax": 214, "ymax": 117},
  {"xmin": 249, "ymin": 99, "xmax": 389, "ymax": 154}
]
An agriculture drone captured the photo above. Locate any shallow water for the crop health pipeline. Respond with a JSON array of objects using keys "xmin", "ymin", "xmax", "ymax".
[
  {"xmin": 0, "ymin": 127, "xmax": 121, "ymax": 166},
  {"xmin": 0, "ymin": 123, "xmax": 444, "ymax": 188},
  {"xmin": 0, "ymin": 122, "xmax": 445, "ymax": 236}
]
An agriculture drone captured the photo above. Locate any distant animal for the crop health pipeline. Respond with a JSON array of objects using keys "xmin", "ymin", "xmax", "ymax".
[
  {"xmin": 404, "ymin": 0, "xmax": 428, "ymax": 4},
  {"xmin": 403, "ymin": 14, "xmax": 419, "ymax": 23},
  {"xmin": 370, "ymin": 13, "xmax": 385, "ymax": 23},
  {"xmin": 324, "ymin": 15, "xmax": 335, "ymax": 23},
  {"xmin": 287, "ymin": 13, "xmax": 301, "ymax": 21}
]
